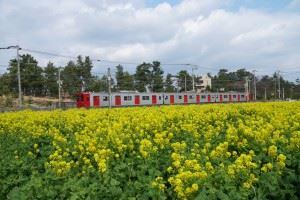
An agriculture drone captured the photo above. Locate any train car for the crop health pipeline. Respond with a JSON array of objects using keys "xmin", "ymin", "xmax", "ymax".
[
  {"xmin": 76, "ymin": 92, "xmax": 249, "ymax": 108},
  {"xmin": 111, "ymin": 93, "xmax": 164, "ymax": 107}
]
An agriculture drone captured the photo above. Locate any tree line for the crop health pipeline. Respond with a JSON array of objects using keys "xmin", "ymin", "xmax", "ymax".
[{"xmin": 0, "ymin": 53, "xmax": 299, "ymax": 100}]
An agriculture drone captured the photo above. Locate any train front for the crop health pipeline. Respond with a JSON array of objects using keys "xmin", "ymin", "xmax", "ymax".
[{"xmin": 76, "ymin": 92, "xmax": 90, "ymax": 108}]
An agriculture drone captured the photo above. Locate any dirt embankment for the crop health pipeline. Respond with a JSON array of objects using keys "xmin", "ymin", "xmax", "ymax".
[{"xmin": 0, "ymin": 96, "xmax": 74, "ymax": 108}]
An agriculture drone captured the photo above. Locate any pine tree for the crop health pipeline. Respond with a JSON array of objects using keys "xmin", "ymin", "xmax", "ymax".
[
  {"xmin": 115, "ymin": 65, "xmax": 134, "ymax": 91},
  {"xmin": 151, "ymin": 61, "xmax": 164, "ymax": 92},
  {"xmin": 177, "ymin": 70, "xmax": 192, "ymax": 92},
  {"xmin": 7, "ymin": 54, "xmax": 44, "ymax": 96},
  {"xmin": 44, "ymin": 62, "xmax": 58, "ymax": 96},
  {"xmin": 165, "ymin": 73, "xmax": 175, "ymax": 92},
  {"xmin": 134, "ymin": 63, "xmax": 151, "ymax": 92},
  {"xmin": 115, "ymin": 65, "xmax": 124, "ymax": 90},
  {"xmin": 62, "ymin": 61, "xmax": 81, "ymax": 96}
]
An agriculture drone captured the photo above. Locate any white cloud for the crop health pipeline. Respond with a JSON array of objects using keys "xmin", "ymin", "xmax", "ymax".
[
  {"xmin": 288, "ymin": 0, "xmax": 300, "ymax": 10},
  {"xmin": 0, "ymin": 0, "xmax": 300, "ymax": 77}
]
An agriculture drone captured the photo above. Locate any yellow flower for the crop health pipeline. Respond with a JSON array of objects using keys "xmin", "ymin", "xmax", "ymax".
[
  {"xmin": 191, "ymin": 183, "xmax": 199, "ymax": 191},
  {"xmin": 261, "ymin": 163, "xmax": 273, "ymax": 173},
  {"xmin": 243, "ymin": 182, "xmax": 251, "ymax": 189},
  {"xmin": 268, "ymin": 145, "xmax": 277, "ymax": 157},
  {"xmin": 139, "ymin": 139, "xmax": 153, "ymax": 158},
  {"xmin": 277, "ymin": 154, "xmax": 286, "ymax": 162},
  {"xmin": 205, "ymin": 162, "xmax": 214, "ymax": 171}
]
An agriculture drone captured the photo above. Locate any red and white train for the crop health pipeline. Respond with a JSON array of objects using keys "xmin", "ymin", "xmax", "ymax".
[{"xmin": 76, "ymin": 92, "xmax": 249, "ymax": 108}]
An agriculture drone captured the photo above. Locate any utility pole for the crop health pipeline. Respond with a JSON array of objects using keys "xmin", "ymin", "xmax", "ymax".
[
  {"xmin": 252, "ymin": 70, "xmax": 257, "ymax": 101},
  {"xmin": 16, "ymin": 45, "xmax": 22, "ymax": 108},
  {"xmin": 184, "ymin": 75, "xmax": 187, "ymax": 92},
  {"xmin": 278, "ymin": 70, "xmax": 281, "ymax": 100},
  {"xmin": 248, "ymin": 77, "xmax": 251, "ymax": 101},
  {"xmin": 107, "ymin": 67, "xmax": 112, "ymax": 108},
  {"xmin": 191, "ymin": 66, "xmax": 198, "ymax": 92},
  {"xmin": 244, "ymin": 77, "xmax": 249, "ymax": 101},
  {"xmin": 186, "ymin": 64, "xmax": 198, "ymax": 92},
  {"xmin": 57, "ymin": 68, "xmax": 62, "ymax": 108},
  {"xmin": 274, "ymin": 74, "xmax": 277, "ymax": 100},
  {"xmin": 282, "ymin": 88, "xmax": 285, "ymax": 100},
  {"xmin": 192, "ymin": 69, "xmax": 195, "ymax": 92},
  {"xmin": 264, "ymin": 87, "xmax": 267, "ymax": 101},
  {"xmin": 0, "ymin": 45, "xmax": 22, "ymax": 108}
]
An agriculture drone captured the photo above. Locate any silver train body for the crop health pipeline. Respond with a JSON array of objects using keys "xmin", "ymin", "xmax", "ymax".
[{"xmin": 76, "ymin": 92, "xmax": 249, "ymax": 108}]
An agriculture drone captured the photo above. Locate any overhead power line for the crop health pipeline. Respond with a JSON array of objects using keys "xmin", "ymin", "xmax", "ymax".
[
  {"xmin": 22, "ymin": 46, "xmax": 299, "ymax": 75},
  {"xmin": 21, "ymin": 48, "xmax": 219, "ymax": 71},
  {"xmin": 22, "ymin": 48, "xmax": 78, "ymax": 60}
]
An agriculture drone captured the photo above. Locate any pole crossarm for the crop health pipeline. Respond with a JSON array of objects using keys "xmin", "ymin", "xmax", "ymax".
[{"xmin": 0, "ymin": 46, "xmax": 21, "ymax": 50}]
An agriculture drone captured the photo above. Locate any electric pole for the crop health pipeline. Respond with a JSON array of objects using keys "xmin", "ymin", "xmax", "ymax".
[
  {"xmin": 108, "ymin": 67, "xmax": 112, "ymax": 108},
  {"xmin": 192, "ymin": 69, "xmax": 195, "ymax": 92},
  {"xmin": 0, "ymin": 45, "xmax": 22, "ymax": 108},
  {"xmin": 186, "ymin": 64, "xmax": 198, "ymax": 92},
  {"xmin": 282, "ymin": 88, "xmax": 285, "ymax": 100},
  {"xmin": 274, "ymin": 74, "xmax": 277, "ymax": 100},
  {"xmin": 184, "ymin": 75, "xmax": 187, "ymax": 92},
  {"xmin": 264, "ymin": 87, "xmax": 267, "ymax": 101},
  {"xmin": 16, "ymin": 45, "xmax": 22, "ymax": 108},
  {"xmin": 278, "ymin": 70, "xmax": 281, "ymax": 100},
  {"xmin": 191, "ymin": 66, "xmax": 198, "ymax": 92},
  {"xmin": 57, "ymin": 68, "xmax": 62, "ymax": 108},
  {"xmin": 244, "ymin": 77, "xmax": 249, "ymax": 101},
  {"xmin": 252, "ymin": 70, "xmax": 257, "ymax": 101},
  {"xmin": 248, "ymin": 77, "xmax": 251, "ymax": 101}
]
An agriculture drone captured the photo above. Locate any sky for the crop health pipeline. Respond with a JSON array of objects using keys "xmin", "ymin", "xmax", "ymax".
[{"xmin": 0, "ymin": 0, "xmax": 300, "ymax": 80}]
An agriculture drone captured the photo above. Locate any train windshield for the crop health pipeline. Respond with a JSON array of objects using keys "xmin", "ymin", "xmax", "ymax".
[{"xmin": 76, "ymin": 94, "xmax": 83, "ymax": 102}]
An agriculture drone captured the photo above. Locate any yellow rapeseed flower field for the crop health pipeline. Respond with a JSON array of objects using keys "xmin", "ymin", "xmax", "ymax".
[{"xmin": 0, "ymin": 102, "xmax": 300, "ymax": 199}]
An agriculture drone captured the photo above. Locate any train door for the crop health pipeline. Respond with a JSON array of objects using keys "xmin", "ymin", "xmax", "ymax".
[
  {"xmin": 93, "ymin": 96, "xmax": 100, "ymax": 107},
  {"xmin": 208, "ymin": 95, "xmax": 211, "ymax": 103},
  {"xmin": 219, "ymin": 95, "xmax": 223, "ymax": 103},
  {"xmin": 238, "ymin": 95, "xmax": 240, "ymax": 102},
  {"xmin": 170, "ymin": 95, "xmax": 175, "ymax": 104},
  {"xmin": 184, "ymin": 95, "xmax": 188, "ymax": 104},
  {"xmin": 246, "ymin": 93, "xmax": 250, "ymax": 102},
  {"xmin": 134, "ymin": 95, "xmax": 140, "ymax": 105},
  {"xmin": 76, "ymin": 93, "xmax": 84, "ymax": 107},
  {"xmin": 83, "ymin": 93, "xmax": 90, "ymax": 107},
  {"xmin": 115, "ymin": 95, "xmax": 121, "ymax": 106},
  {"xmin": 229, "ymin": 95, "xmax": 232, "ymax": 102},
  {"xmin": 152, "ymin": 95, "xmax": 157, "ymax": 105},
  {"xmin": 196, "ymin": 95, "xmax": 200, "ymax": 104}
]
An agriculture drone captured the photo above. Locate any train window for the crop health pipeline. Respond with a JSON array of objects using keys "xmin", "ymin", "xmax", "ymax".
[
  {"xmin": 201, "ymin": 95, "xmax": 206, "ymax": 99},
  {"xmin": 233, "ymin": 95, "xmax": 237, "ymax": 98},
  {"xmin": 87, "ymin": 97, "xmax": 90, "ymax": 101},
  {"xmin": 103, "ymin": 96, "xmax": 108, "ymax": 101},
  {"xmin": 142, "ymin": 96, "xmax": 149, "ymax": 100},
  {"xmin": 241, "ymin": 95, "xmax": 245, "ymax": 98},
  {"xmin": 178, "ymin": 95, "xmax": 182, "ymax": 99},
  {"xmin": 224, "ymin": 95, "xmax": 228, "ymax": 98},
  {"xmin": 124, "ymin": 96, "xmax": 132, "ymax": 101},
  {"xmin": 77, "ymin": 95, "xmax": 83, "ymax": 101},
  {"xmin": 189, "ymin": 95, "xmax": 193, "ymax": 99},
  {"xmin": 165, "ymin": 96, "xmax": 168, "ymax": 100},
  {"xmin": 159, "ymin": 96, "xmax": 162, "ymax": 100}
]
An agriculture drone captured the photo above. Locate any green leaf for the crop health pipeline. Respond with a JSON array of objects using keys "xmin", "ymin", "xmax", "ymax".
[{"xmin": 110, "ymin": 178, "xmax": 120, "ymax": 186}]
